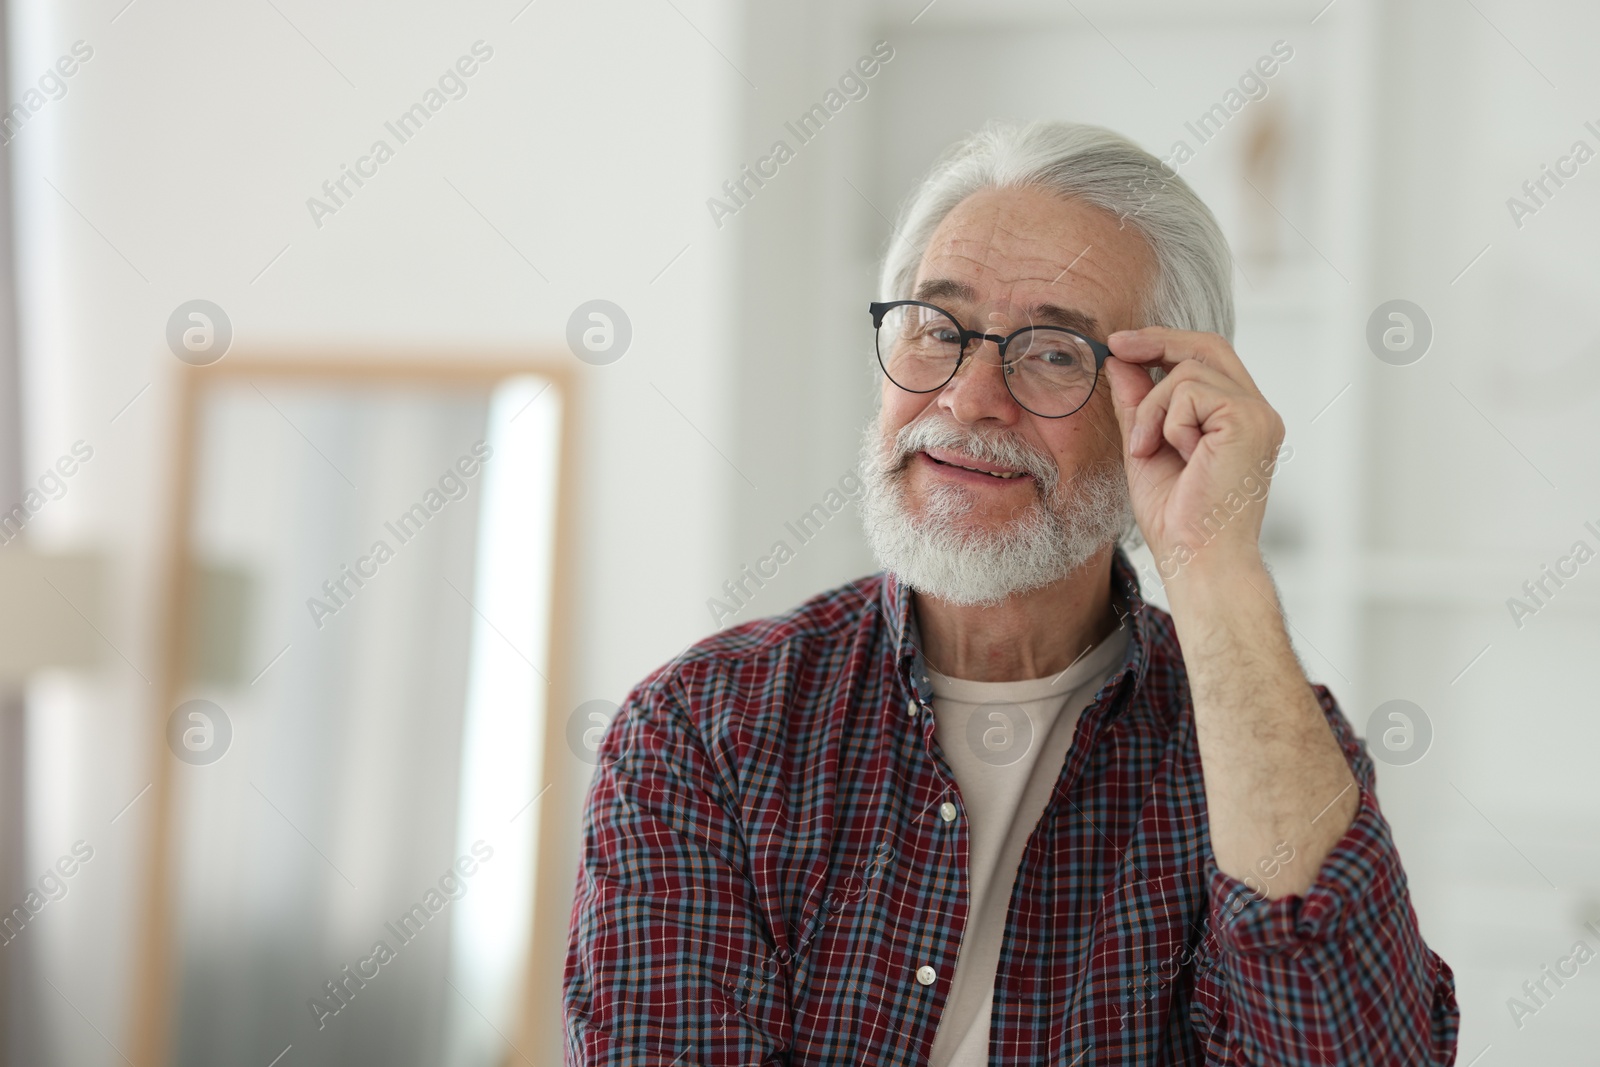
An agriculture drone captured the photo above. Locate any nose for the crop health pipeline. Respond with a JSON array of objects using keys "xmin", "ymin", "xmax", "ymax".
[{"xmin": 937, "ymin": 335, "xmax": 1022, "ymax": 425}]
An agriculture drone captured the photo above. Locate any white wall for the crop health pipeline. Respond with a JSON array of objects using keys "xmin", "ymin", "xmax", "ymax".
[
  {"xmin": 10, "ymin": 0, "xmax": 735, "ymax": 1063},
  {"xmin": 721, "ymin": 1, "xmax": 884, "ymax": 619},
  {"xmin": 1364, "ymin": 0, "xmax": 1600, "ymax": 1060}
]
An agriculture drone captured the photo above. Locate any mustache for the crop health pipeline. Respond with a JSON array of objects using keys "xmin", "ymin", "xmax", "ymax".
[{"xmin": 880, "ymin": 416, "xmax": 1061, "ymax": 486}]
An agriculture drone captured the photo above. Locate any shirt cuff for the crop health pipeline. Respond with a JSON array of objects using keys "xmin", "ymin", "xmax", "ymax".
[{"xmin": 1207, "ymin": 786, "xmax": 1403, "ymax": 957}]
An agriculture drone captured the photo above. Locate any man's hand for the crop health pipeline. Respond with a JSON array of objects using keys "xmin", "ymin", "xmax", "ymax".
[
  {"xmin": 1100, "ymin": 326, "xmax": 1357, "ymax": 900},
  {"xmin": 1102, "ymin": 327, "xmax": 1285, "ymax": 575}
]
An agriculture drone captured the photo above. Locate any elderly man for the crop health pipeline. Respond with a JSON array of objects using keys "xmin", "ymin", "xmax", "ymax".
[{"xmin": 565, "ymin": 120, "xmax": 1458, "ymax": 1065}]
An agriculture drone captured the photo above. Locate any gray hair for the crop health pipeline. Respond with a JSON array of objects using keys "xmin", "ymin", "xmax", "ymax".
[{"xmin": 879, "ymin": 120, "xmax": 1235, "ymax": 341}]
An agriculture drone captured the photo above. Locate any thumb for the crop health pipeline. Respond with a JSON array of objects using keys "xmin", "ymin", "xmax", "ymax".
[{"xmin": 1102, "ymin": 357, "xmax": 1154, "ymax": 451}]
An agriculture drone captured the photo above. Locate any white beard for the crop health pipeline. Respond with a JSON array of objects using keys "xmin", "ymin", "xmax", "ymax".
[{"xmin": 857, "ymin": 410, "xmax": 1133, "ymax": 606}]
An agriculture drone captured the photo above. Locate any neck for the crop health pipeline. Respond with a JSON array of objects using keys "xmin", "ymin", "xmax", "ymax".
[{"xmin": 911, "ymin": 545, "xmax": 1120, "ymax": 682}]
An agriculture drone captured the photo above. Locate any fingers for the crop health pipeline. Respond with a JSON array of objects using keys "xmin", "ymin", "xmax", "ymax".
[
  {"xmin": 1102, "ymin": 357, "xmax": 1188, "ymax": 494},
  {"xmin": 1102, "ymin": 356, "xmax": 1157, "ymax": 454},
  {"xmin": 1159, "ymin": 378, "xmax": 1224, "ymax": 463},
  {"xmin": 1107, "ymin": 327, "xmax": 1263, "ymax": 399},
  {"xmin": 1121, "ymin": 357, "xmax": 1241, "ymax": 460},
  {"xmin": 1106, "ymin": 329, "xmax": 1283, "ymax": 472}
]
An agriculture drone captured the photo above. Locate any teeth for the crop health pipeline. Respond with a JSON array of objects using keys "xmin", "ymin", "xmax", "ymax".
[
  {"xmin": 959, "ymin": 464, "xmax": 1023, "ymax": 479},
  {"xmin": 931, "ymin": 454, "xmax": 1026, "ymax": 479}
]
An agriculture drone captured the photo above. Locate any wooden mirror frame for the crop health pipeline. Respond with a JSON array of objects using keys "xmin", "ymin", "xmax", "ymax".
[{"xmin": 129, "ymin": 354, "xmax": 580, "ymax": 1067}]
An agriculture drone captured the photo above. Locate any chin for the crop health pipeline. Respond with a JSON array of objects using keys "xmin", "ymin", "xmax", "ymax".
[{"xmin": 907, "ymin": 502, "xmax": 1026, "ymax": 544}]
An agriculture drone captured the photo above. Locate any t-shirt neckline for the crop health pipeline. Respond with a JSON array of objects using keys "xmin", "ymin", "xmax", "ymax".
[{"xmin": 923, "ymin": 621, "xmax": 1130, "ymax": 706}]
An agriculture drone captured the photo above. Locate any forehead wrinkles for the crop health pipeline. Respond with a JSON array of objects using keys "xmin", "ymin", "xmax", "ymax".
[
  {"xmin": 927, "ymin": 213, "xmax": 1069, "ymax": 276},
  {"xmin": 920, "ymin": 243, "xmax": 1116, "ymax": 327},
  {"xmin": 920, "ymin": 212, "xmax": 1115, "ymax": 305}
]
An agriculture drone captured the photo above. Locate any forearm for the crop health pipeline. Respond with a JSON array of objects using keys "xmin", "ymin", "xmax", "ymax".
[{"xmin": 1164, "ymin": 552, "xmax": 1358, "ymax": 898}]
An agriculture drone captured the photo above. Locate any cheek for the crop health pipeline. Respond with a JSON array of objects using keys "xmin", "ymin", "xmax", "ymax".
[
  {"xmin": 1078, "ymin": 390, "xmax": 1123, "ymax": 454},
  {"xmin": 1043, "ymin": 401, "xmax": 1122, "ymax": 475},
  {"xmin": 878, "ymin": 383, "xmax": 926, "ymax": 438}
]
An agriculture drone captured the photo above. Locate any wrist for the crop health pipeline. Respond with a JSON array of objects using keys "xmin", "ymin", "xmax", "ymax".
[
  {"xmin": 1160, "ymin": 547, "xmax": 1278, "ymax": 620},
  {"xmin": 1157, "ymin": 539, "xmax": 1269, "ymax": 593}
]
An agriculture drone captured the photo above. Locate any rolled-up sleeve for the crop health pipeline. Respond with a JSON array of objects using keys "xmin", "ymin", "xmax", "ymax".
[
  {"xmin": 564, "ymin": 676, "xmax": 789, "ymax": 1066},
  {"xmin": 1190, "ymin": 686, "xmax": 1460, "ymax": 1065}
]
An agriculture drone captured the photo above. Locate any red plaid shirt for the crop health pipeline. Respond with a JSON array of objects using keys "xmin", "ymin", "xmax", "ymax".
[{"xmin": 565, "ymin": 551, "xmax": 1459, "ymax": 1065}]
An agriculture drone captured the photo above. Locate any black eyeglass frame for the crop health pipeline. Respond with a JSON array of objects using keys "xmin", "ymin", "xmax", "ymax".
[{"xmin": 868, "ymin": 299, "xmax": 1112, "ymax": 419}]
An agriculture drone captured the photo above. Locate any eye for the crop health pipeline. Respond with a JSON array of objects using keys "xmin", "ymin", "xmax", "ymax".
[
  {"xmin": 1036, "ymin": 346, "xmax": 1083, "ymax": 368},
  {"xmin": 906, "ymin": 315, "xmax": 961, "ymax": 345},
  {"xmin": 1012, "ymin": 329, "xmax": 1094, "ymax": 373}
]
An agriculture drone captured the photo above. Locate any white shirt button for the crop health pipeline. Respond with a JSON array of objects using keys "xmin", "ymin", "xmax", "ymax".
[
  {"xmin": 906, "ymin": 697, "xmax": 918, "ymax": 717},
  {"xmin": 916, "ymin": 965, "xmax": 937, "ymax": 986},
  {"xmin": 939, "ymin": 801, "xmax": 958, "ymax": 823}
]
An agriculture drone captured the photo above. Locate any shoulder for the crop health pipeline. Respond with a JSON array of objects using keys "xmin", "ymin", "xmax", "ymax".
[
  {"xmin": 623, "ymin": 573, "xmax": 891, "ymax": 728},
  {"xmin": 595, "ymin": 575, "xmax": 895, "ymax": 806}
]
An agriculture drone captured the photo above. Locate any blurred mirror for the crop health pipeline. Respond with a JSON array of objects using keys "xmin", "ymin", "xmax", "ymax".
[{"xmin": 142, "ymin": 359, "xmax": 569, "ymax": 1067}]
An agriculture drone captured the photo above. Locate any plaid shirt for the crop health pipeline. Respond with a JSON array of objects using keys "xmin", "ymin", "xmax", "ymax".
[{"xmin": 565, "ymin": 551, "xmax": 1459, "ymax": 1065}]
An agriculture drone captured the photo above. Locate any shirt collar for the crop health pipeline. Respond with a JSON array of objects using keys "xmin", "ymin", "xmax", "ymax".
[{"xmin": 880, "ymin": 546, "xmax": 1153, "ymax": 711}]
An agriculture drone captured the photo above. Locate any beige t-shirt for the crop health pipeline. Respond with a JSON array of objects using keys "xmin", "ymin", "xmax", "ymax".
[{"xmin": 925, "ymin": 624, "xmax": 1131, "ymax": 1067}]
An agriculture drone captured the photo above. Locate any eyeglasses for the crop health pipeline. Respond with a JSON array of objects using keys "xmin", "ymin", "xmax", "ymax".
[{"xmin": 868, "ymin": 300, "xmax": 1110, "ymax": 419}]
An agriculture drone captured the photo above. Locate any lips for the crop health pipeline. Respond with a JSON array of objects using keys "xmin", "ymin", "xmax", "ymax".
[{"xmin": 921, "ymin": 447, "xmax": 1031, "ymax": 480}]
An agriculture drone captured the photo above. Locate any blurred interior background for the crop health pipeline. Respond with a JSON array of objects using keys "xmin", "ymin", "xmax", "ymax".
[{"xmin": 1, "ymin": 0, "xmax": 1597, "ymax": 1063}]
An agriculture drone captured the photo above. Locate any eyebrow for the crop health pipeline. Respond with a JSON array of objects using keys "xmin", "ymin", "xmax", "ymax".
[{"xmin": 912, "ymin": 278, "xmax": 1102, "ymax": 338}]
